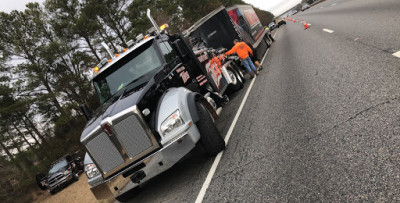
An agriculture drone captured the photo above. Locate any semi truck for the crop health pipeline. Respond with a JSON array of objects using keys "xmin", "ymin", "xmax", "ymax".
[{"xmin": 80, "ymin": 5, "xmax": 268, "ymax": 202}]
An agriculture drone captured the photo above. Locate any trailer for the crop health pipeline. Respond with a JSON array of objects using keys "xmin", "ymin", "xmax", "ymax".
[{"xmin": 185, "ymin": 5, "xmax": 271, "ymax": 61}]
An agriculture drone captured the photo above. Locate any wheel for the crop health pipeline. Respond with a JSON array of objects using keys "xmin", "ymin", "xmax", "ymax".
[
  {"xmin": 196, "ymin": 102, "xmax": 225, "ymax": 156},
  {"xmin": 72, "ymin": 172, "xmax": 79, "ymax": 181},
  {"xmin": 231, "ymin": 62, "xmax": 246, "ymax": 83},
  {"xmin": 227, "ymin": 69, "xmax": 243, "ymax": 92},
  {"xmin": 50, "ymin": 190, "xmax": 55, "ymax": 195}
]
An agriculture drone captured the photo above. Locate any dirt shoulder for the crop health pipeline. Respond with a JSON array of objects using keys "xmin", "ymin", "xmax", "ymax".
[{"xmin": 31, "ymin": 174, "xmax": 101, "ymax": 203}]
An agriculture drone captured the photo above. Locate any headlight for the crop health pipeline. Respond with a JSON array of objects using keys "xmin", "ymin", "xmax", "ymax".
[
  {"xmin": 160, "ymin": 110, "xmax": 184, "ymax": 136},
  {"xmin": 85, "ymin": 164, "xmax": 100, "ymax": 179},
  {"xmin": 63, "ymin": 170, "xmax": 70, "ymax": 175}
]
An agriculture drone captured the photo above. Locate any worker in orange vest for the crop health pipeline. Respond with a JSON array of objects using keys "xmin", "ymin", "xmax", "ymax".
[{"xmin": 225, "ymin": 39, "xmax": 258, "ymax": 78}]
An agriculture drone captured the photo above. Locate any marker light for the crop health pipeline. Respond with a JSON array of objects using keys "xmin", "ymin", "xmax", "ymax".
[
  {"xmin": 123, "ymin": 48, "xmax": 127, "ymax": 52},
  {"xmin": 108, "ymin": 59, "xmax": 112, "ymax": 63},
  {"xmin": 115, "ymin": 54, "xmax": 119, "ymax": 57},
  {"xmin": 160, "ymin": 24, "xmax": 168, "ymax": 30},
  {"xmin": 93, "ymin": 66, "xmax": 99, "ymax": 73},
  {"xmin": 144, "ymin": 35, "xmax": 149, "ymax": 39}
]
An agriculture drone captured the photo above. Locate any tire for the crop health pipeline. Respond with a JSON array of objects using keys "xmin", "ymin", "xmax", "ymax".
[
  {"xmin": 196, "ymin": 102, "xmax": 225, "ymax": 156},
  {"xmin": 72, "ymin": 172, "xmax": 79, "ymax": 181},
  {"xmin": 232, "ymin": 62, "xmax": 246, "ymax": 83},
  {"xmin": 50, "ymin": 190, "xmax": 55, "ymax": 195},
  {"xmin": 227, "ymin": 69, "xmax": 243, "ymax": 93}
]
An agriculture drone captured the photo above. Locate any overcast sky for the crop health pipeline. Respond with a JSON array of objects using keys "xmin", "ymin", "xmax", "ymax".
[{"xmin": 1, "ymin": 0, "xmax": 300, "ymax": 16}]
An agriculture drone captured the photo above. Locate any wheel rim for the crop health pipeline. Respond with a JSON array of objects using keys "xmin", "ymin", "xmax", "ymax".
[{"xmin": 227, "ymin": 70, "xmax": 237, "ymax": 85}]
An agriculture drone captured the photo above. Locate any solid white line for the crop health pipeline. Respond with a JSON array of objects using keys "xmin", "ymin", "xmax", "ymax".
[
  {"xmin": 332, "ymin": 3, "xmax": 337, "ymax": 6},
  {"xmin": 195, "ymin": 70, "xmax": 256, "ymax": 203},
  {"xmin": 323, "ymin": 28, "xmax": 334, "ymax": 33},
  {"xmin": 195, "ymin": 31, "xmax": 278, "ymax": 203},
  {"xmin": 393, "ymin": 51, "xmax": 400, "ymax": 58}
]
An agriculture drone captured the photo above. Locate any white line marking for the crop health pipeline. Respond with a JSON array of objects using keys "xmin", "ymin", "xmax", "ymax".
[
  {"xmin": 393, "ymin": 51, "xmax": 400, "ymax": 58},
  {"xmin": 323, "ymin": 28, "xmax": 334, "ymax": 33},
  {"xmin": 307, "ymin": 23, "xmax": 311, "ymax": 26},
  {"xmin": 332, "ymin": 3, "xmax": 337, "ymax": 6},
  {"xmin": 195, "ymin": 31, "xmax": 278, "ymax": 203}
]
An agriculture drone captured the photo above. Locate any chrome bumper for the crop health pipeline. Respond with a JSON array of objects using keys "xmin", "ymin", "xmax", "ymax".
[
  {"xmin": 90, "ymin": 124, "xmax": 200, "ymax": 200},
  {"xmin": 48, "ymin": 174, "xmax": 73, "ymax": 190}
]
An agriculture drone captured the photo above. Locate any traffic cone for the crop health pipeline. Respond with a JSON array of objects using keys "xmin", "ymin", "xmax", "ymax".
[
  {"xmin": 302, "ymin": 20, "xmax": 309, "ymax": 29},
  {"xmin": 293, "ymin": 19, "xmax": 296, "ymax": 23}
]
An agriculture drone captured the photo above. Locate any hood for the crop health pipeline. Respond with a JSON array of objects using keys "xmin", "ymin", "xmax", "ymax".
[
  {"xmin": 80, "ymin": 88, "xmax": 145, "ymax": 142},
  {"xmin": 47, "ymin": 165, "xmax": 68, "ymax": 180}
]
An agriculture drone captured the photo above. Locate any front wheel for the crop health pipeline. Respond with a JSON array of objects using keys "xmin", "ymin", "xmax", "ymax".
[
  {"xmin": 72, "ymin": 172, "xmax": 79, "ymax": 181},
  {"xmin": 196, "ymin": 102, "xmax": 225, "ymax": 156}
]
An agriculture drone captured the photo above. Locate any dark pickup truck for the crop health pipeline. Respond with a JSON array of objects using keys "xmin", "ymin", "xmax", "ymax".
[{"xmin": 36, "ymin": 154, "xmax": 84, "ymax": 195}]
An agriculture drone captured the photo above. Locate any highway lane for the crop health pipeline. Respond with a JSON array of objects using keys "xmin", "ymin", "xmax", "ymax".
[
  {"xmin": 201, "ymin": 1, "xmax": 400, "ymax": 201},
  {"xmin": 123, "ymin": 1, "xmax": 399, "ymax": 202},
  {"xmin": 296, "ymin": 0, "xmax": 400, "ymax": 54}
]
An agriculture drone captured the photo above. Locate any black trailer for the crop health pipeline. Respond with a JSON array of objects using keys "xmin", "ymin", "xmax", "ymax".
[{"xmin": 185, "ymin": 5, "xmax": 270, "ymax": 61}]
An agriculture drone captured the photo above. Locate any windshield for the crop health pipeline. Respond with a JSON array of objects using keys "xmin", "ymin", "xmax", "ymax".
[
  {"xmin": 93, "ymin": 40, "xmax": 162, "ymax": 103},
  {"xmin": 49, "ymin": 159, "xmax": 68, "ymax": 174}
]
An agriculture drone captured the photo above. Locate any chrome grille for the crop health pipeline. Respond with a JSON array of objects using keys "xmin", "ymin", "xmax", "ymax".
[
  {"xmin": 87, "ymin": 132, "xmax": 125, "ymax": 173},
  {"xmin": 113, "ymin": 114, "xmax": 153, "ymax": 158}
]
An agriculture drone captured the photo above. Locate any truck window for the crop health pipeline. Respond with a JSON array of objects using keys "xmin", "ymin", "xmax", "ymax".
[
  {"xmin": 93, "ymin": 40, "xmax": 162, "ymax": 103},
  {"xmin": 159, "ymin": 41, "xmax": 179, "ymax": 69}
]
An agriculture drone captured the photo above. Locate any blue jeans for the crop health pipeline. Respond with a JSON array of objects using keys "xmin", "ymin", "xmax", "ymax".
[{"xmin": 242, "ymin": 57, "xmax": 257, "ymax": 73}]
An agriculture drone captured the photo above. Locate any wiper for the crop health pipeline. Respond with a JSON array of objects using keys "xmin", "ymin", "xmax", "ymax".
[{"xmin": 122, "ymin": 75, "xmax": 147, "ymax": 95}]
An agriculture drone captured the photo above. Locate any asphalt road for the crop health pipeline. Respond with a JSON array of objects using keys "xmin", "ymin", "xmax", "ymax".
[{"xmin": 124, "ymin": 0, "xmax": 400, "ymax": 202}]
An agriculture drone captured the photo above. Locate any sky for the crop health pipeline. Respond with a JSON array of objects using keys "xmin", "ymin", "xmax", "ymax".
[
  {"xmin": 0, "ymin": 0, "xmax": 44, "ymax": 13},
  {"xmin": 1, "ymin": 0, "xmax": 301, "ymax": 16},
  {"xmin": 243, "ymin": 0, "xmax": 302, "ymax": 16}
]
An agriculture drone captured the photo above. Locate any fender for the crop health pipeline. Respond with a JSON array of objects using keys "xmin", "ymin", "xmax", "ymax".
[{"xmin": 156, "ymin": 87, "xmax": 217, "ymax": 145}]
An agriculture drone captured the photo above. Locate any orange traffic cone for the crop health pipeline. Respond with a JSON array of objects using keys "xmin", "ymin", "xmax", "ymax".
[{"xmin": 302, "ymin": 20, "xmax": 309, "ymax": 29}]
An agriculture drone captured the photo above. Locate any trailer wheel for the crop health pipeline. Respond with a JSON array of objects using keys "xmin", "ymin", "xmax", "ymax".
[
  {"xmin": 232, "ymin": 62, "xmax": 246, "ymax": 83},
  {"xmin": 196, "ymin": 102, "xmax": 225, "ymax": 156},
  {"xmin": 226, "ymin": 69, "xmax": 243, "ymax": 94}
]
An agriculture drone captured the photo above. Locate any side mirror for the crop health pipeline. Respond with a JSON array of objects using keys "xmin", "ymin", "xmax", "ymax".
[
  {"xmin": 80, "ymin": 104, "xmax": 93, "ymax": 121},
  {"xmin": 172, "ymin": 39, "xmax": 188, "ymax": 58}
]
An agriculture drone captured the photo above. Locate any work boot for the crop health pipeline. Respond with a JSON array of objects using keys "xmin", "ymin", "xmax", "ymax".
[
  {"xmin": 249, "ymin": 72, "xmax": 255, "ymax": 79},
  {"xmin": 255, "ymin": 70, "xmax": 259, "ymax": 75},
  {"xmin": 259, "ymin": 65, "xmax": 263, "ymax": 70}
]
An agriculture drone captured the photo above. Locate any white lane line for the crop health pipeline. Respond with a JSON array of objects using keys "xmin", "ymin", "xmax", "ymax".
[
  {"xmin": 323, "ymin": 28, "xmax": 334, "ymax": 33},
  {"xmin": 195, "ymin": 32, "xmax": 277, "ymax": 203},
  {"xmin": 393, "ymin": 51, "xmax": 400, "ymax": 58},
  {"xmin": 332, "ymin": 3, "xmax": 337, "ymax": 6}
]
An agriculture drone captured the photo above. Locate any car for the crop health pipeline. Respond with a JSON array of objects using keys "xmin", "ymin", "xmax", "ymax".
[
  {"xmin": 268, "ymin": 22, "xmax": 276, "ymax": 30},
  {"xmin": 36, "ymin": 153, "xmax": 84, "ymax": 195},
  {"xmin": 301, "ymin": 3, "xmax": 310, "ymax": 11},
  {"xmin": 277, "ymin": 20, "xmax": 286, "ymax": 27}
]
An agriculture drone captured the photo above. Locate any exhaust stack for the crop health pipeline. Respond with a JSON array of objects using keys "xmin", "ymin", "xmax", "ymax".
[
  {"xmin": 101, "ymin": 42, "xmax": 114, "ymax": 58},
  {"xmin": 146, "ymin": 9, "xmax": 160, "ymax": 34}
]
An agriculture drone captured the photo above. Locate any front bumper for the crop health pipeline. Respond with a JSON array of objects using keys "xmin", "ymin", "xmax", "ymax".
[
  {"xmin": 90, "ymin": 124, "xmax": 201, "ymax": 200},
  {"xmin": 48, "ymin": 174, "xmax": 73, "ymax": 191}
]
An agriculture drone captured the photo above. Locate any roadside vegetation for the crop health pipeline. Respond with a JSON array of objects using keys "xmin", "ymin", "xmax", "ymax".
[{"xmin": 0, "ymin": 0, "xmax": 273, "ymax": 202}]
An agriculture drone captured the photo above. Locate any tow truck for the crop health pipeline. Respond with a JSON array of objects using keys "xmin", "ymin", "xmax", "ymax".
[{"xmin": 80, "ymin": 9, "xmax": 245, "ymax": 201}]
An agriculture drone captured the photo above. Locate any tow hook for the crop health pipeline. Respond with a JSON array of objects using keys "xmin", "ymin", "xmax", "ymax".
[{"xmin": 130, "ymin": 170, "xmax": 146, "ymax": 184}]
